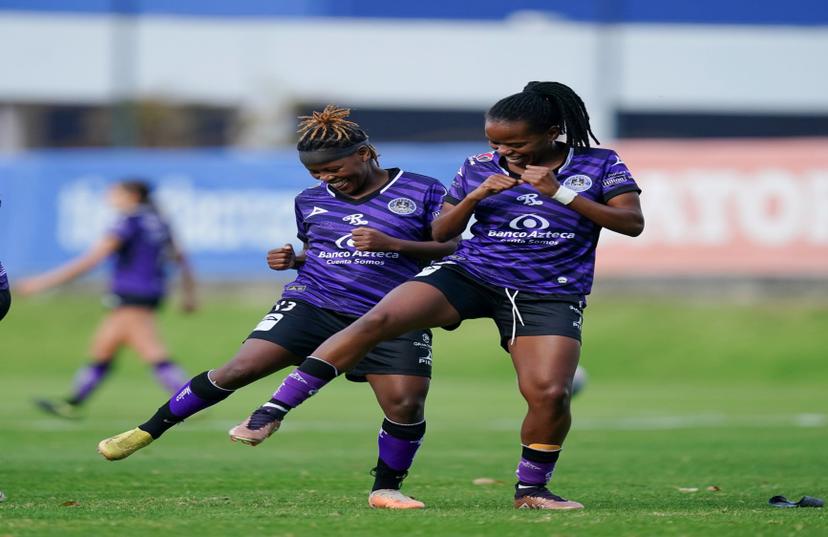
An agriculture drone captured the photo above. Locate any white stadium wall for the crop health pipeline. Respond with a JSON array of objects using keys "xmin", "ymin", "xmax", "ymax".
[{"xmin": 0, "ymin": 13, "xmax": 827, "ymax": 139}]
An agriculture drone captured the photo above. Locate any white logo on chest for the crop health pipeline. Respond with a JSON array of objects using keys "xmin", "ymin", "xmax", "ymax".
[
  {"xmin": 509, "ymin": 214, "xmax": 551, "ymax": 231},
  {"xmin": 335, "ymin": 234, "xmax": 356, "ymax": 249},
  {"xmin": 517, "ymin": 193, "xmax": 543, "ymax": 206},
  {"xmin": 342, "ymin": 213, "xmax": 368, "ymax": 225},
  {"xmin": 387, "ymin": 198, "xmax": 417, "ymax": 215},
  {"xmin": 562, "ymin": 175, "xmax": 593, "ymax": 192},
  {"xmin": 308, "ymin": 206, "xmax": 328, "ymax": 217}
]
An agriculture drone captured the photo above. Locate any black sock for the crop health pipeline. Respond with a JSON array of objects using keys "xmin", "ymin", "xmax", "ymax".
[{"xmin": 138, "ymin": 371, "xmax": 233, "ymax": 439}]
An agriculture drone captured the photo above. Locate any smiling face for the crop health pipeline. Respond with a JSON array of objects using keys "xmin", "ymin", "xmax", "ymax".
[
  {"xmin": 304, "ymin": 147, "xmax": 373, "ymax": 196},
  {"xmin": 484, "ymin": 119, "xmax": 560, "ymax": 168}
]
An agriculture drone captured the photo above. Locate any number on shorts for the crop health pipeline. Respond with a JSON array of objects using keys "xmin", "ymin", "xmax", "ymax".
[{"xmin": 275, "ymin": 300, "xmax": 297, "ymax": 312}]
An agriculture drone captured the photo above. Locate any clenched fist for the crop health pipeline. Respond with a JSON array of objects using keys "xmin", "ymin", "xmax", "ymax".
[
  {"xmin": 350, "ymin": 227, "xmax": 400, "ymax": 252},
  {"xmin": 267, "ymin": 244, "xmax": 296, "ymax": 270}
]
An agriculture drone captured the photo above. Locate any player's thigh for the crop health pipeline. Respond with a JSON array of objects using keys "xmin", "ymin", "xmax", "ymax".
[
  {"xmin": 89, "ymin": 309, "xmax": 131, "ymax": 360},
  {"xmin": 121, "ymin": 307, "xmax": 169, "ymax": 363},
  {"xmin": 357, "ymin": 281, "xmax": 462, "ymax": 337},
  {"xmin": 510, "ymin": 335, "xmax": 581, "ymax": 402},
  {"xmin": 212, "ymin": 338, "xmax": 304, "ymax": 390}
]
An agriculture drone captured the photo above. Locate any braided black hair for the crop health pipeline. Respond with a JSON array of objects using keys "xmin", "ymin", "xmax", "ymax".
[
  {"xmin": 486, "ymin": 81, "xmax": 599, "ymax": 148},
  {"xmin": 296, "ymin": 105, "xmax": 378, "ymax": 159}
]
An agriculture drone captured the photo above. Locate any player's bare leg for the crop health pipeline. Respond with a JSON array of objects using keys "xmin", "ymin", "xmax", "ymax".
[
  {"xmin": 99, "ymin": 339, "xmax": 301, "ymax": 460},
  {"xmin": 239, "ymin": 282, "xmax": 458, "ymax": 435},
  {"xmin": 122, "ymin": 307, "xmax": 189, "ymax": 394},
  {"xmin": 365, "ymin": 374, "xmax": 429, "ymax": 509},
  {"xmin": 35, "ymin": 310, "xmax": 126, "ymax": 419},
  {"xmin": 509, "ymin": 335, "xmax": 583, "ymax": 510}
]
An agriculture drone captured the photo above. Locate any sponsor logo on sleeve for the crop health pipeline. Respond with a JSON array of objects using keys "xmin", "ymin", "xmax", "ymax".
[
  {"xmin": 387, "ymin": 198, "xmax": 417, "ymax": 215},
  {"xmin": 474, "ymin": 152, "xmax": 494, "ymax": 162},
  {"xmin": 562, "ymin": 174, "xmax": 593, "ymax": 192},
  {"xmin": 603, "ymin": 171, "xmax": 632, "ymax": 188}
]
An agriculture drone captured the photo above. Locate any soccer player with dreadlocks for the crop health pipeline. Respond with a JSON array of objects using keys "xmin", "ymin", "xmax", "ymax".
[
  {"xmin": 98, "ymin": 106, "xmax": 457, "ymax": 510},
  {"xmin": 237, "ymin": 82, "xmax": 645, "ymax": 510}
]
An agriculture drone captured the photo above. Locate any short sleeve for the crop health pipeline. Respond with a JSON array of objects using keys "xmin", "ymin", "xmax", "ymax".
[
  {"xmin": 294, "ymin": 200, "xmax": 308, "ymax": 243},
  {"xmin": 424, "ymin": 181, "xmax": 448, "ymax": 226},
  {"xmin": 109, "ymin": 216, "xmax": 137, "ymax": 243},
  {"xmin": 601, "ymin": 150, "xmax": 641, "ymax": 202},
  {"xmin": 444, "ymin": 162, "xmax": 469, "ymax": 205}
]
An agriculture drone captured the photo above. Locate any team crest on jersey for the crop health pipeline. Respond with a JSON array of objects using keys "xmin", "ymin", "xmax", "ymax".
[
  {"xmin": 342, "ymin": 213, "xmax": 368, "ymax": 225},
  {"xmin": 562, "ymin": 174, "xmax": 593, "ymax": 192},
  {"xmin": 387, "ymin": 198, "xmax": 417, "ymax": 215}
]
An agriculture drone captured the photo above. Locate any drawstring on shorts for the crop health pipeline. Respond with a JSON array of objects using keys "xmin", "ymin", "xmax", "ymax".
[{"xmin": 504, "ymin": 288, "xmax": 524, "ymax": 346}]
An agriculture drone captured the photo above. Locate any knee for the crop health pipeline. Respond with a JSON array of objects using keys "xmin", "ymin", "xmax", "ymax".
[
  {"xmin": 212, "ymin": 362, "xmax": 255, "ymax": 389},
  {"xmin": 353, "ymin": 310, "xmax": 394, "ymax": 339},
  {"xmin": 522, "ymin": 382, "xmax": 572, "ymax": 414},
  {"xmin": 382, "ymin": 392, "xmax": 426, "ymax": 423}
]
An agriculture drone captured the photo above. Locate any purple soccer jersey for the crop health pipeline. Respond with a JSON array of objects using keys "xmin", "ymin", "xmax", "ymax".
[
  {"xmin": 108, "ymin": 207, "xmax": 172, "ymax": 298},
  {"xmin": 283, "ymin": 169, "xmax": 446, "ymax": 317},
  {"xmin": 0, "ymin": 261, "xmax": 8, "ymax": 291},
  {"xmin": 443, "ymin": 147, "xmax": 640, "ymax": 296}
]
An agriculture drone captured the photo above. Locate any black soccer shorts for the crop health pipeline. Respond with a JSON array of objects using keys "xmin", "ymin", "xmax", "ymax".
[
  {"xmin": 247, "ymin": 299, "xmax": 433, "ymax": 382},
  {"xmin": 413, "ymin": 263, "xmax": 585, "ymax": 351}
]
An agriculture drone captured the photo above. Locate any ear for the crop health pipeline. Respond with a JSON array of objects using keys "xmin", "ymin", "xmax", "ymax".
[
  {"xmin": 357, "ymin": 146, "xmax": 372, "ymax": 162},
  {"xmin": 547, "ymin": 126, "xmax": 561, "ymax": 142}
]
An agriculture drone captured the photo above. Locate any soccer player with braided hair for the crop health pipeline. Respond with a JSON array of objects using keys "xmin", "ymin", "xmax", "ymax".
[
  {"xmin": 237, "ymin": 82, "xmax": 644, "ymax": 510},
  {"xmin": 98, "ymin": 105, "xmax": 457, "ymax": 510}
]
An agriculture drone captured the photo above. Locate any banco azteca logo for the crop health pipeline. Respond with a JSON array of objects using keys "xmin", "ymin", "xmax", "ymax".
[
  {"xmin": 335, "ymin": 234, "xmax": 356, "ymax": 249},
  {"xmin": 343, "ymin": 213, "xmax": 368, "ymax": 225},
  {"xmin": 509, "ymin": 214, "xmax": 550, "ymax": 231}
]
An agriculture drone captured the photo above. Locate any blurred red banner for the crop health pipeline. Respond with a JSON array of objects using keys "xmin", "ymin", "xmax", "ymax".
[{"xmin": 598, "ymin": 139, "xmax": 828, "ymax": 276}]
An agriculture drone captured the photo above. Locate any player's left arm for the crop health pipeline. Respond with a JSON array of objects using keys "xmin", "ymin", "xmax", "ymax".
[
  {"xmin": 170, "ymin": 236, "xmax": 197, "ymax": 313},
  {"xmin": 16, "ymin": 235, "xmax": 122, "ymax": 296},
  {"xmin": 521, "ymin": 165, "xmax": 644, "ymax": 237},
  {"xmin": 350, "ymin": 227, "xmax": 459, "ymax": 261}
]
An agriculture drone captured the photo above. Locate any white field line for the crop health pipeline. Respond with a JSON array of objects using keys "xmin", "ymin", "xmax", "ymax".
[{"xmin": 4, "ymin": 413, "xmax": 826, "ymax": 433}]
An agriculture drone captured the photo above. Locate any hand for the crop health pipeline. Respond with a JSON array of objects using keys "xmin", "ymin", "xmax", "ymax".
[
  {"xmin": 520, "ymin": 165, "xmax": 561, "ymax": 197},
  {"xmin": 267, "ymin": 244, "xmax": 296, "ymax": 270},
  {"xmin": 351, "ymin": 227, "xmax": 400, "ymax": 252},
  {"xmin": 15, "ymin": 276, "xmax": 51, "ymax": 297},
  {"xmin": 469, "ymin": 174, "xmax": 521, "ymax": 201}
]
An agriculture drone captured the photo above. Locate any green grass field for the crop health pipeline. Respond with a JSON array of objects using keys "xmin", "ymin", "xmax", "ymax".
[{"xmin": 1, "ymin": 293, "xmax": 826, "ymax": 536}]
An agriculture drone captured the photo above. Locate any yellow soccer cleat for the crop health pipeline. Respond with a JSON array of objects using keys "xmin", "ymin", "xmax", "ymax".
[
  {"xmin": 368, "ymin": 489, "xmax": 426, "ymax": 510},
  {"xmin": 97, "ymin": 428, "xmax": 154, "ymax": 461}
]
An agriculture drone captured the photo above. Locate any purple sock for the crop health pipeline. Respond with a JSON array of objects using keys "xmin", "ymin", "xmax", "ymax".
[
  {"xmin": 67, "ymin": 362, "xmax": 112, "ymax": 405},
  {"xmin": 378, "ymin": 423, "xmax": 424, "ymax": 472},
  {"xmin": 153, "ymin": 360, "xmax": 189, "ymax": 394},
  {"xmin": 167, "ymin": 379, "xmax": 215, "ymax": 418},
  {"xmin": 515, "ymin": 445, "xmax": 561, "ymax": 486},
  {"xmin": 271, "ymin": 370, "xmax": 329, "ymax": 408}
]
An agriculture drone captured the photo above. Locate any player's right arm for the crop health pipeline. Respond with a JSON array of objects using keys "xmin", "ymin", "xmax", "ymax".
[
  {"xmin": 16, "ymin": 234, "xmax": 122, "ymax": 295},
  {"xmin": 432, "ymin": 174, "xmax": 520, "ymax": 242}
]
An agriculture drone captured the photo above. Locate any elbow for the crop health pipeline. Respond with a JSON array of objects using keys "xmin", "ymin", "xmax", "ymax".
[
  {"xmin": 626, "ymin": 215, "xmax": 645, "ymax": 237},
  {"xmin": 431, "ymin": 223, "xmax": 453, "ymax": 243}
]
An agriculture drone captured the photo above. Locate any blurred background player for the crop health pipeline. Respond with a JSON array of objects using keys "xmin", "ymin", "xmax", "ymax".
[
  {"xmin": 237, "ymin": 81, "xmax": 644, "ymax": 510},
  {"xmin": 0, "ymin": 261, "xmax": 9, "ymax": 321},
  {"xmin": 17, "ymin": 180, "xmax": 196, "ymax": 418},
  {"xmin": 98, "ymin": 106, "xmax": 457, "ymax": 510}
]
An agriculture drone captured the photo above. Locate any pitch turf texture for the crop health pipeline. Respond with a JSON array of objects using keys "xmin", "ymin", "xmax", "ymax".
[{"xmin": 1, "ymin": 294, "xmax": 826, "ymax": 537}]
